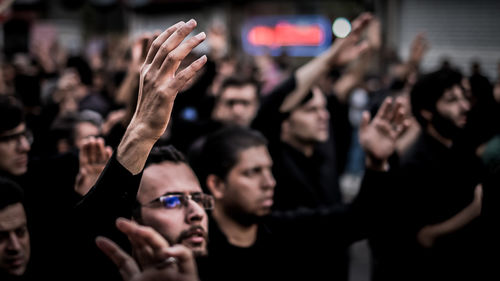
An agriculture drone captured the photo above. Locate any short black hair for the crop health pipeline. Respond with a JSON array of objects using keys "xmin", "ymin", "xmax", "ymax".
[
  {"xmin": 190, "ymin": 126, "xmax": 268, "ymax": 192},
  {"xmin": 410, "ymin": 68, "xmax": 463, "ymax": 126},
  {"xmin": 145, "ymin": 145, "xmax": 188, "ymax": 167},
  {"xmin": 216, "ymin": 75, "xmax": 261, "ymax": 100},
  {"xmin": 0, "ymin": 95, "xmax": 24, "ymax": 134},
  {"xmin": 0, "ymin": 176, "xmax": 25, "ymax": 210}
]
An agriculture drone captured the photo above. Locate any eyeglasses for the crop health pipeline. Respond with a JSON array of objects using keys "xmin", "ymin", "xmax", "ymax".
[
  {"xmin": 0, "ymin": 130, "xmax": 33, "ymax": 146},
  {"xmin": 145, "ymin": 192, "xmax": 214, "ymax": 210}
]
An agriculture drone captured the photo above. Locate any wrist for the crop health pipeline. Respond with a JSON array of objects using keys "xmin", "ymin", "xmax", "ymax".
[{"xmin": 365, "ymin": 155, "xmax": 389, "ymax": 171}]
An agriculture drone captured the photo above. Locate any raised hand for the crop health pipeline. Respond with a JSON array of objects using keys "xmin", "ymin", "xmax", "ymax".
[
  {"xmin": 131, "ymin": 19, "xmax": 207, "ymax": 140},
  {"xmin": 330, "ymin": 12, "xmax": 373, "ymax": 66},
  {"xmin": 118, "ymin": 20, "xmax": 207, "ymax": 174},
  {"xmin": 96, "ymin": 218, "xmax": 199, "ymax": 281},
  {"xmin": 74, "ymin": 136, "xmax": 113, "ymax": 196},
  {"xmin": 359, "ymin": 97, "xmax": 410, "ymax": 170}
]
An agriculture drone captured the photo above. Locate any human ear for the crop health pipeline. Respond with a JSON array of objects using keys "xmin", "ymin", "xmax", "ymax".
[{"xmin": 206, "ymin": 174, "xmax": 225, "ymax": 199}]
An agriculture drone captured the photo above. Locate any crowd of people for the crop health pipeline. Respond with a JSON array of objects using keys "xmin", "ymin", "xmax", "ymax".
[{"xmin": 1, "ymin": 10, "xmax": 500, "ymax": 281}]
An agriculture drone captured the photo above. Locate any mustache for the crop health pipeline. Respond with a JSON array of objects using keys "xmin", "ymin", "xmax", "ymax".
[{"xmin": 177, "ymin": 225, "xmax": 208, "ymax": 243}]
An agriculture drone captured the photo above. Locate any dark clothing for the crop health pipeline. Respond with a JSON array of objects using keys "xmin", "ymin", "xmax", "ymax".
[
  {"xmin": 71, "ymin": 153, "xmax": 142, "ymax": 281},
  {"xmin": 252, "ymin": 73, "xmax": 346, "ymax": 279},
  {"xmin": 73, "ymin": 152, "xmax": 387, "ymax": 281},
  {"xmin": 0, "ymin": 151, "xmax": 81, "ymax": 281},
  {"xmin": 369, "ymin": 132, "xmax": 487, "ymax": 281},
  {"xmin": 252, "ymin": 74, "xmax": 342, "ymax": 210}
]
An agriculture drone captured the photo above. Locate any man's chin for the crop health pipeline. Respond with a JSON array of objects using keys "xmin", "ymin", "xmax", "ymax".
[{"xmin": 191, "ymin": 246, "xmax": 208, "ymax": 257}]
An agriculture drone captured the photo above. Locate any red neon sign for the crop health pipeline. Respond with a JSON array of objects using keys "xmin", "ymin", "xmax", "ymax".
[{"xmin": 247, "ymin": 22, "xmax": 324, "ymax": 47}]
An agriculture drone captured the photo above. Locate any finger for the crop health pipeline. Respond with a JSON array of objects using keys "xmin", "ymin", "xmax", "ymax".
[
  {"xmin": 151, "ymin": 19, "xmax": 198, "ymax": 70},
  {"xmin": 87, "ymin": 137, "xmax": 98, "ymax": 164},
  {"xmin": 350, "ymin": 12, "xmax": 373, "ymax": 36},
  {"xmin": 375, "ymin": 97, "xmax": 393, "ymax": 121},
  {"xmin": 168, "ymin": 55, "xmax": 207, "ymax": 92},
  {"xmin": 159, "ymin": 31, "xmax": 206, "ymax": 76},
  {"xmin": 105, "ymin": 146, "xmax": 113, "ymax": 160},
  {"xmin": 162, "ymin": 245, "xmax": 198, "ymax": 275},
  {"xmin": 79, "ymin": 139, "xmax": 91, "ymax": 165},
  {"xmin": 117, "ymin": 218, "xmax": 170, "ymax": 252},
  {"xmin": 359, "ymin": 110, "xmax": 371, "ymax": 132},
  {"xmin": 145, "ymin": 21, "xmax": 185, "ymax": 65},
  {"xmin": 96, "ymin": 236, "xmax": 140, "ymax": 280},
  {"xmin": 475, "ymin": 184, "xmax": 483, "ymax": 200},
  {"xmin": 95, "ymin": 137, "xmax": 107, "ymax": 164}
]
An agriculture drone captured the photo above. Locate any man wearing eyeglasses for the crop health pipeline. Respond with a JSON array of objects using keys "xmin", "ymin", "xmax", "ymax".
[
  {"xmin": 72, "ymin": 19, "xmax": 210, "ymax": 281},
  {"xmin": 0, "ymin": 95, "xmax": 32, "ymax": 179}
]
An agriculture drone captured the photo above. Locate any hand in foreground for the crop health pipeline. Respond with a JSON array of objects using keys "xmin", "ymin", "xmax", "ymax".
[
  {"xmin": 131, "ymin": 19, "xmax": 207, "ymax": 141},
  {"xmin": 97, "ymin": 218, "xmax": 199, "ymax": 281},
  {"xmin": 118, "ymin": 19, "xmax": 207, "ymax": 174}
]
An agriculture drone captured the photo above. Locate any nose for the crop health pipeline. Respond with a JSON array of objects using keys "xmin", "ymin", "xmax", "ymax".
[
  {"xmin": 261, "ymin": 169, "xmax": 276, "ymax": 191},
  {"xmin": 460, "ymin": 97, "xmax": 470, "ymax": 112},
  {"xmin": 318, "ymin": 107, "xmax": 330, "ymax": 121},
  {"xmin": 6, "ymin": 232, "xmax": 22, "ymax": 252},
  {"xmin": 16, "ymin": 135, "xmax": 31, "ymax": 152},
  {"xmin": 185, "ymin": 200, "xmax": 205, "ymax": 224}
]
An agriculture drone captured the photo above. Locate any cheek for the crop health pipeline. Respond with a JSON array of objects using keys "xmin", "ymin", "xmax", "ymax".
[{"xmin": 141, "ymin": 209, "xmax": 183, "ymax": 244}]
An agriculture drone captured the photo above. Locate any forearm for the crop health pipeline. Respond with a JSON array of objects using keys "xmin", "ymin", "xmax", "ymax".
[
  {"xmin": 280, "ymin": 46, "xmax": 338, "ymax": 112},
  {"xmin": 116, "ymin": 123, "xmax": 159, "ymax": 175},
  {"xmin": 418, "ymin": 201, "xmax": 481, "ymax": 246}
]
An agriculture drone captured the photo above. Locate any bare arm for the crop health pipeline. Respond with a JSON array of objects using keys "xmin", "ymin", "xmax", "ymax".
[
  {"xmin": 417, "ymin": 184, "xmax": 483, "ymax": 248},
  {"xmin": 116, "ymin": 20, "xmax": 207, "ymax": 175},
  {"xmin": 280, "ymin": 13, "xmax": 373, "ymax": 112}
]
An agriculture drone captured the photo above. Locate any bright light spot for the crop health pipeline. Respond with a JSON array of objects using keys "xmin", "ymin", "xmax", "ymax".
[{"xmin": 332, "ymin": 17, "xmax": 351, "ymax": 38}]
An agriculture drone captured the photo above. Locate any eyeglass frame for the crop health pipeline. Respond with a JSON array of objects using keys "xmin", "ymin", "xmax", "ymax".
[
  {"xmin": 142, "ymin": 192, "xmax": 214, "ymax": 210},
  {"xmin": 0, "ymin": 129, "xmax": 33, "ymax": 146}
]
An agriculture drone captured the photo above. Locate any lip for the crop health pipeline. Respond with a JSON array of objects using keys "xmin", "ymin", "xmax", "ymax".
[
  {"xmin": 182, "ymin": 228, "xmax": 206, "ymax": 245},
  {"xmin": 261, "ymin": 197, "xmax": 274, "ymax": 207},
  {"xmin": 15, "ymin": 155, "xmax": 28, "ymax": 166},
  {"xmin": 6, "ymin": 256, "xmax": 24, "ymax": 267}
]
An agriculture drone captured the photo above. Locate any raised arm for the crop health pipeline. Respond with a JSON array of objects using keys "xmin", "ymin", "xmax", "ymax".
[
  {"xmin": 280, "ymin": 13, "xmax": 373, "ymax": 112},
  {"xmin": 117, "ymin": 19, "xmax": 207, "ymax": 175}
]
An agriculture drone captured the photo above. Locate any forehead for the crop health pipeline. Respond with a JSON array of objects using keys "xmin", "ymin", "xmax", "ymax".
[
  {"xmin": 138, "ymin": 161, "xmax": 202, "ymax": 204},
  {"xmin": 296, "ymin": 88, "xmax": 326, "ymax": 110},
  {"xmin": 235, "ymin": 145, "xmax": 272, "ymax": 168},
  {"xmin": 221, "ymin": 84, "xmax": 257, "ymax": 100},
  {"xmin": 0, "ymin": 203, "xmax": 27, "ymax": 231},
  {"xmin": 440, "ymin": 84, "xmax": 464, "ymax": 99}
]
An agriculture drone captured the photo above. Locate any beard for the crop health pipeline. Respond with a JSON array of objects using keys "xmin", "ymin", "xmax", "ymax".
[{"xmin": 431, "ymin": 111, "xmax": 463, "ymax": 140}]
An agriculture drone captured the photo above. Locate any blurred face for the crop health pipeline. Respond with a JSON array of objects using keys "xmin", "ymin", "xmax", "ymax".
[
  {"xmin": 0, "ymin": 203, "xmax": 30, "ymax": 276},
  {"xmin": 74, "ymin": 122, "xmax": 100, "ymax": 149},
  {"xmin": 212, "ymin": 84, "xmax": 259, "ymax": 127},
  {"xmin": 0, "ymin": 124, "xmax": 31, "ymax": 176},
  {"xmin": 137, "ymin": 162, "xmax": 209, "ymax": 257},
  {"xmin": 284, "ymin": 87, "xmax": 330, "ymax": 144},
  {"xmin": 435, "ymin": 85, "xmax": 470, "ymax": 129},
  {"xmin": 219, "ymin": 146, "xmax": 276, "ymax": 218}
]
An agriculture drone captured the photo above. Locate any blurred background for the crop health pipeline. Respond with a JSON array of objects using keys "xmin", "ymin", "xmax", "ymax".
[{"xmin": 1, "ymin": 0, "xmax": 499, "ymax": 80}]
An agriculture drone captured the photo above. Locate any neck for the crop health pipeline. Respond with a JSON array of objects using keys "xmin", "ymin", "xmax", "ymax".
[
  {"xmin": 212, "ymin": 205, "xmax": 258, "ymax": 247},
  {"xmin": 281, "ymin": 135, "xmax": 314, "ymax": 157},
  {"xmin": 427, "ymin": 124, "xmax": 453, "ymax": 148}
]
